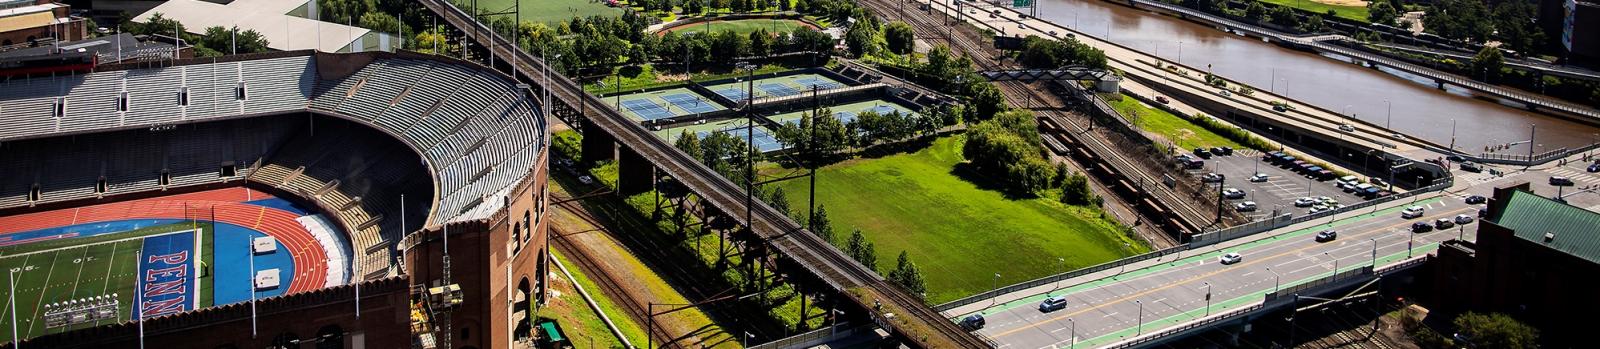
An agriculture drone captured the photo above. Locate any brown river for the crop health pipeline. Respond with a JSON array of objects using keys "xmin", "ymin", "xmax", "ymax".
[{"xmin": 1034, "ymin": 0, "xmax": 1599, "ymax": 153}]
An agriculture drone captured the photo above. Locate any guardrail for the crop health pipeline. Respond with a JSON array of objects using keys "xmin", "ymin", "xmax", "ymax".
[
  {"xmin": 747, "ymin": 323, "xmax": 859, "ymax": 349},
  {"xmin": 1104, "ymin": 302, "xmax": 1266, "ymax": 348},
  {"xmin": 1264, "ymin": 266, "xmax": 1372, "ymax": 301},
  {"xmin": 1468, "ymin": 142, "xmax": 1600, "ymax": 167},
  {"xmin": 933, "ymin": 243, "xmax": 1191, "ymax": 312}
]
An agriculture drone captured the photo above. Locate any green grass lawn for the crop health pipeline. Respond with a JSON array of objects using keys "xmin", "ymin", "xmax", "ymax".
[
  {"xmin": 1108, "ymin": 93, "xmax": 1245, "ymax": 151},
  {"xmin": 0, "ymin": 222, "xmax": 212, "ymax": 343},
  {"xmin": 1254, "ymin": 0, "xmax": 1369, "ymax": 22},
  {"xmin": 662, "ymin": 19, "xmax": 815, "ymax": 36},
  {"xmin": 455, "ymin": 0, "xmax": 623, "ymax": 24},
  {"xmin": 769, "ymin": 136, "xmax": 1146, "ymax": 303},
  {"xmin": 545, "ymin": 249, "xmax": 650, "ymax": 348}
]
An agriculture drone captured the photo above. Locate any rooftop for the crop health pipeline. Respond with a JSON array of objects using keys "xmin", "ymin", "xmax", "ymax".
[
  {"xmin": 1496, "ymin": 190, "xmax": 1600, "ymax": 265},
  {"xmin": 133, "ymin": 0, "xmax": 370, "ymax": 53},
  {"xmin": 0, "ymin": 33, "xmax": 176, "ymax": 63}
]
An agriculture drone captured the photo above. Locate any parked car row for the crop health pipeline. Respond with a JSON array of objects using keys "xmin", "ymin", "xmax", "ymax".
[
  {"xmin": 1334, "ymin": 175, "xmax": 1392, "ymax": 200},
  {"xmin": 1263, "ymin": 151, "xmax": 1336, "ymax": 181}
]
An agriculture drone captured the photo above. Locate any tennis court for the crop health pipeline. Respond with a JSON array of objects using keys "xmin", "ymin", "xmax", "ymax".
[
  {"xmin": 767, "ymin": 100, "xmax": 922, "ymax": 125},
  {"xmin": 610, "ymin": 87, "xmax": 725, "ymax": 122},
  {"xmin": 655, "ymin": 118, "xmax": 786, "ymax": 153},
  {"xmin": 706, "ymin": 74, "xmax": 850, "ymax": 102}
]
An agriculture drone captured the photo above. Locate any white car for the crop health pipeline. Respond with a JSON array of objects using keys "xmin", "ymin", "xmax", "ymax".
[
  {"xmin": 1339, "ymin": 124, "xmax": 1356, "ymax": 132},
  {"xmin": 1219, "ymin": 252, "xmax": 1243, "ymax": 265},
  {"xmin": 578, "ymin": 175, "xmax": 595, "ymax": 185},
  {"xmin": 1216, "ymin": 89, "xmax": 1232, "ymax": 97},
  {"xmin": 1294, "ymin": 197, "xmax": 1318, "ymax": 207},
  {"xmin": 1309, "ymin": 205, "xmax": 1330, "ymax": 214},
  {"xmin": 1249, "ymin": 173, "xmax": 1269, "ymax": 182},
  {"xmin": 1235, "ymin": 201, "xmax": 1258, "ymax": 212},
  {"xmin": 1401, "ymin": 206, "xmax": 1425, "ymax": 219}
]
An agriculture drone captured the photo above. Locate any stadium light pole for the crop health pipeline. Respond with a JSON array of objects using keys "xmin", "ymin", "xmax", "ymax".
[{"xmin": 9, "ymin": 269, "xmax": 17, "ymax": 349}]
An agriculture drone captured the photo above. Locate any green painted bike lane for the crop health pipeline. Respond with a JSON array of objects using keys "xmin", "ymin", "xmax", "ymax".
[
  {"xmin": 1070, "ymin": 242, "xmax": 1442, "ymax": 348},
  {"xmin": 957, "ymin": 198, "xmax": 1441, "ymax": 319}
]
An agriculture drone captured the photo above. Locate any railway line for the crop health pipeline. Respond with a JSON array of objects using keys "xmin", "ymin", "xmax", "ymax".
[
  {"xmin": 855, "ymin": 0, "xmax": 1232, "ymax": 240},
  {"xmin": 417, "ymin": 0, "xmax": 990, "ymax": 347}
]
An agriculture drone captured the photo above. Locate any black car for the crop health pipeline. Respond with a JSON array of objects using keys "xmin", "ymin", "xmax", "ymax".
[
  {"xmin": 1412, "ymin": 222, "xmax": 1434, "ymax": 233},
  {"xmin": 1194, "ymin": 148, "xmax": 1212, "ymax": 159},
  {"xmin": 959, "ymin": 314, "xmax": 986, "ymax": 330},
  {"xmin": 1465, "ymin": 195, "xmax": 1487, "ymax": 205},
  {"xmin": 1315, "ymin": 230, "xmax": 1338, "ymax": 242},
  {"xmin": 1459, "ymin": 162, "xmax": 1482, "ymax": 173},
  {"xmin": 1589, "ymin": 163, "xmax": 1600, "ymax": 173},
  {"xmin": 1550, "ymin": 176, "xmax": 1576, "ymax": 186}
]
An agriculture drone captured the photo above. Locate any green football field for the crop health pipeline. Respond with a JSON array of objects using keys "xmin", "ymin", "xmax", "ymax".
[
  {"xmin": 0, "ymin": 222, "xmax": 213, "ymax": 344},
  {"xmin": 453, "ymin": 0, "xmax": 623, "ymax": 24}
]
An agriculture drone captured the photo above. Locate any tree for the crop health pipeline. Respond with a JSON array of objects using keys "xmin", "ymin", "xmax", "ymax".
[
  {"xmin": 748, "ymin": 28, "xmax": 773, "ymax": 57},
  {"xmin": 970, "ymin": 83, "xmax": 1007, "ymax": 121},
  {"xmin": 888, "ymin": 251, "xmax": 928, "ymax": 299},
  {"xmin": 1298, "ymin": 14, "xmax": 1326, "ymax": 32},
  {"xmin": 844, "ymin": 21, "xmax": 876, "ymax": 57},
  {"xmin": 810, "ymin": 204, "xmax": 834, "ymax": 243},
  {"xmin": 1268, "ymin": 6, "xmax": 1298, "ymax": 27},
  {"xmin": 1490, "ymin": 0, "xmax": 1545, "ymax": 54},
  {"xmin": 1367, "ymin": 2, "xmax": 1397, "ymax": 26},
  {"xmin": 884, "ymin": 21, "xmax": 915, "ymax": 55},
  {"xmin": 675, "ymin": 131, "xmax": 704, "ymax": 162},
  {"xmin": 1452, "ymin": 312, "xmax": 1538, "ymax": 349},
  {"xmin": 1060, "ymin": 173, "xmax": 1095, "ymax": 205},
  {"xmin": 1245, "ymin": 2, "xmax": 1268, "ymax": 21},
  {"xmin": 1471, "ymin": 45, "xmax": 1504, "ymax": 83},
  {"xmin": 844, "ymin": 229, "xmax": 878, "ymax": 271}
]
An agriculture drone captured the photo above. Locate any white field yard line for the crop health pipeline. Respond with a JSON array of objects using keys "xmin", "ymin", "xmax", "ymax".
[
  {"xmin": 25, "ymin": 251, "xmax": 60, "ymax": 337},
  {"xmin": 0, "ymin": 229, "xmax": 198, "ymax": 259},
  {"xmin": 67, "ymin": 247, "xmax": 92, "ymax": 300},
  {"xmin": 100, "ymin": 240, "xmax": 121, "ymax": 294}
]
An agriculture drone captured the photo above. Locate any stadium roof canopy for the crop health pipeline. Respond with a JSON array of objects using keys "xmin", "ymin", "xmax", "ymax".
[{"xmin": 133, "ymin": 0, "xmax": 369, "ymax": 53}]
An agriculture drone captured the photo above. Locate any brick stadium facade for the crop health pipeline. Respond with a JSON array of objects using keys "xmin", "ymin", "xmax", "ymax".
[{"xmin": 0, "ymin": 50, "xmax": 551, "ymax": 349}]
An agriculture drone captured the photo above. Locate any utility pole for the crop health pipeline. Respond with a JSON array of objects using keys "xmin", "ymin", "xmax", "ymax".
[{"xmin": 808, "ymin": 86, "xmax": 820, "ymax": 231}]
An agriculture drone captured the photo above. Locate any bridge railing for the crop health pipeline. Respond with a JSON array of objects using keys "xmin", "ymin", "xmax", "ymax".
[
  {"xmin": 1468, "ymin": 142, "xmax": 1600, "ymax": 167},
  {"xmin": 1104, "ymin": 301, "xmax": 1266, "ymax": 349},
  {"xmin": 933, "ymin": 243, "xmax": 1190, "ymax": 312},
  {"xmin": 747, "ymin": 323, "xmax": 860, "ymax": 349}
]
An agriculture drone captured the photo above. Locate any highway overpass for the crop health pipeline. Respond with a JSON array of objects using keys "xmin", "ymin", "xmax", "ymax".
[{"xmin": 943, "ymin": 193, "xmax": 1471, "ymax": 348}]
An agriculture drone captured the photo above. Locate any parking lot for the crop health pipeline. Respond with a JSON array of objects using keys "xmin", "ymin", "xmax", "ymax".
[
  {"xmin": 1453, "ymin": 159, "xmax": 1600, "ymax": 211},
  {"xmin": 1181, "ymin": 151, "xmax": 1367, "ymax": 219}
]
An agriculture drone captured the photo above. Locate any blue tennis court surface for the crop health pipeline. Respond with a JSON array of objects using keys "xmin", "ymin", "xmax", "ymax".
[
  {"xmin": 699, "ymin": 126, "xmax": 783, "ymax": 152},
  {"xmin": 835, "ymin": 105, "xmax": 904, "ymax": 123},
  {"xmin": 713, "ymin": 87, "xmax": 748, "ymax": 102},
  {"xmin": 759, "ymin": 83, "xmax": 799, "ymax": 98},
  {"xmin": 664, "ymin": 93, "xmax": 718, "ymax": 114},
  {"xmin": 622, "ymin": 99, "xmax": 673, "ymax": 120},
  {"xmin": 706, "ymin": 73, "xmax": 852, "ymax": 101},
  {"xmin": 795, "ymin": 77, "xmax": 845, "ymax": 89}
]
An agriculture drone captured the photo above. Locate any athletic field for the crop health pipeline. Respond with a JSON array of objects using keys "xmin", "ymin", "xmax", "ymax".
[
  {"xmin": 0, "ymin": 187, "xmax": 333, "ymax": 344},
  {"xmin": 609, "ymin": 87, "xmax": 726, "ymax": 122},
  {"xmin": 704, "ymin": 73, "xmax": 848, "ymax": 102}
]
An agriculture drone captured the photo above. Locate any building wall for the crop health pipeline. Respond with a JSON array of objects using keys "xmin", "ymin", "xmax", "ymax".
[
  {"xmin": 403, "ymin": 149, "xmax": 550, "ymax": 349},
  {"xmin": 0, "ymin": 1, "xmax": 89, "ymax": 48},
  {"xmin": 9, "ymin": 277, "xmax": 414, "ymax": 349}
]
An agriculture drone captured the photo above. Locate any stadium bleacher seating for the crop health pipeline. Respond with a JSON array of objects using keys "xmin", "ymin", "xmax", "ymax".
[{"xmin": 0, "ymin": 51, "xmax": 546, "ymax": 282}]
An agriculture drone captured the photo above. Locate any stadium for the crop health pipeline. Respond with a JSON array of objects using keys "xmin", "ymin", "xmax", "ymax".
[{"xmin": 0, "ymin": 50, "xmax": 551, "ymax": 348}]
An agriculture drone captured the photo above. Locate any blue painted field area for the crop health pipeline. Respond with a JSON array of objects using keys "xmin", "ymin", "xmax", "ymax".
[
  {"xmin": 213, "ymin": 222, "xmax": 295, "ymax": 305},
  {"xmin": 0, "ymin": 219, "xmax": 186, "ymax": 246},
  {"xmin": 136, "ymin": 230, "xmax": 198, "ymax": 319}
]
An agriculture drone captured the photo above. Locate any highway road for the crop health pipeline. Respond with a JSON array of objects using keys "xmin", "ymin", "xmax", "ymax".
[{"xmin": 950, "ymin": 195, "xmax": 1476, "ymax": 348}]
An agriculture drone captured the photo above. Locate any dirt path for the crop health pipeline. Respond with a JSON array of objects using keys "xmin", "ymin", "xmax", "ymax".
[{"xmin": 547, "ymin": 178, "xmax": 741, "ymax": 348}]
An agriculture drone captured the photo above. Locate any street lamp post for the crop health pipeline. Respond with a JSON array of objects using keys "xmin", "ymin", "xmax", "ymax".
[
  {"xmin": 1056, "ymin": 257, "xmax": 1066, "ymax": 290},
  {"xmin": 1325, "ymin": 252, "xmax": 1339, "ymax": 281},
  {"xmin": 1268, "ymin": 267, "xmax": 1281, "ymax": 294},
  {"xmin": 1136, "ymin": 300, "xmax": 1145, "ymax": 335},
  {"xmin": 991, "ymin": 273, "xmax": 1001, "ymax": 306},
  {"xmin": 1069, "ymin": 318, "xmax": 1077, "ymax": 349},
  {"xmin": 1370, "ymin": 238, "xmax": 1379, "ymax": 270},
  {"xmin": 1204, "ymin": 282, "xmax": 1213, "ymax": 316},
  {"xmin": 1385, "ymin": 99, "xmax": 1392, "ymax": 129}
]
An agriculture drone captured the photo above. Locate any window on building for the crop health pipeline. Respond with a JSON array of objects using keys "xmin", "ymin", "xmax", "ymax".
[
  {"xmin": 178, "ymin": 87, "xmax": 190, "ymax": 106},
  {"xmin": 52, "ymin": 97, "xmax": 66, "ymax": 118},
  {"xmin": 220, "ymin": 163, "xmax": 236, "ymax": 177},
  {"xmin": 116, "ymin": 92, "xmax": 129, "ymax": 112},
  {"xmin": 235, "ymin": 82, "xmax": 247, "ymax": 100}
]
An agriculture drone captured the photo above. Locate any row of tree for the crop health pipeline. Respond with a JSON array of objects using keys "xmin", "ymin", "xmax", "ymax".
[
  {"xmin": 1017, "ymin": 36, "xmax": 1108, "ymax": 70},
  {"xmin": 770, "ymin": 108, "xmax": 959, "ymax": 159},
  {"xmin": 1424, "ymin": 0, "xmax": 1546, "ymax": 55},
  {"xmin": 127, "ymin": 13, "xmax": 271, "ymax": 57}
]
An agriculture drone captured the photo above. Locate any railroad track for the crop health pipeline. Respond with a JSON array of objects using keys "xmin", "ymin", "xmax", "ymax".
[
  {"xmin": 418, "ymin": 0, "xmax": 990, "ymax": 346},
  {"xmin": 855, "ymin": 0, "xmax": 1225, "ymax": 235},
  {"xmin": 547, "ymin": 226, "xmax": 683, "ymax": 348}
]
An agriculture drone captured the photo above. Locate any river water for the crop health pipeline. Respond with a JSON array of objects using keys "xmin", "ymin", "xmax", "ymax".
[{"xmin": 1033, "ymin": 0, "xmax": 1599, "ymax": 153}]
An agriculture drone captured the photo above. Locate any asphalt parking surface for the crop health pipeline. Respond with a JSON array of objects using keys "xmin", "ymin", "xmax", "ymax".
[
  {"xmin": 1452, "ymin": 159, "xmax": 1600, "ymax": 210},
  {"xmin": 1182, "ymin": 152, "xmax": 1367, "ymax": 219}
]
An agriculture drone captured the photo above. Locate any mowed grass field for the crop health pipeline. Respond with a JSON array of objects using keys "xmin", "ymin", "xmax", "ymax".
[
  {"xmin": 770, "ymin": 136, "xmax": 1146, "ymax": 303},
  {"xmin": 0, "ymin": 222, "xmax": 213, "ymax": 344},
  {"xmin": 1256, "ymin": 0, "xmax": 1370, "ymax": 22},
  {"xmin": 1108, "ymin": 94, "xmax": 1244, "ymax": 151},
  {"xmin": 455, "ymin": 0, "xmax": 623, "ymax": 24},
  {"xmin": 661, "ymin": 19, "xmax": 816, "ymax": 36}
]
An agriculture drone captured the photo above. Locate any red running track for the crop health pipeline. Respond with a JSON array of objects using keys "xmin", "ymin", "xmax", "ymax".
[{"xmin": 0, "ymin": 187, "xmax": 330, "ymax": 294}]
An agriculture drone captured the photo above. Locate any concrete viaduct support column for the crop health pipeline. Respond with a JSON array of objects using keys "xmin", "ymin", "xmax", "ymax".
[
  {"xmin": 617, "ymin": 146, "xmax": 656, "ymax": 196},
  {"xmin": 581, "ymin": 125, "xmax": 615, "ymax": 165}
]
